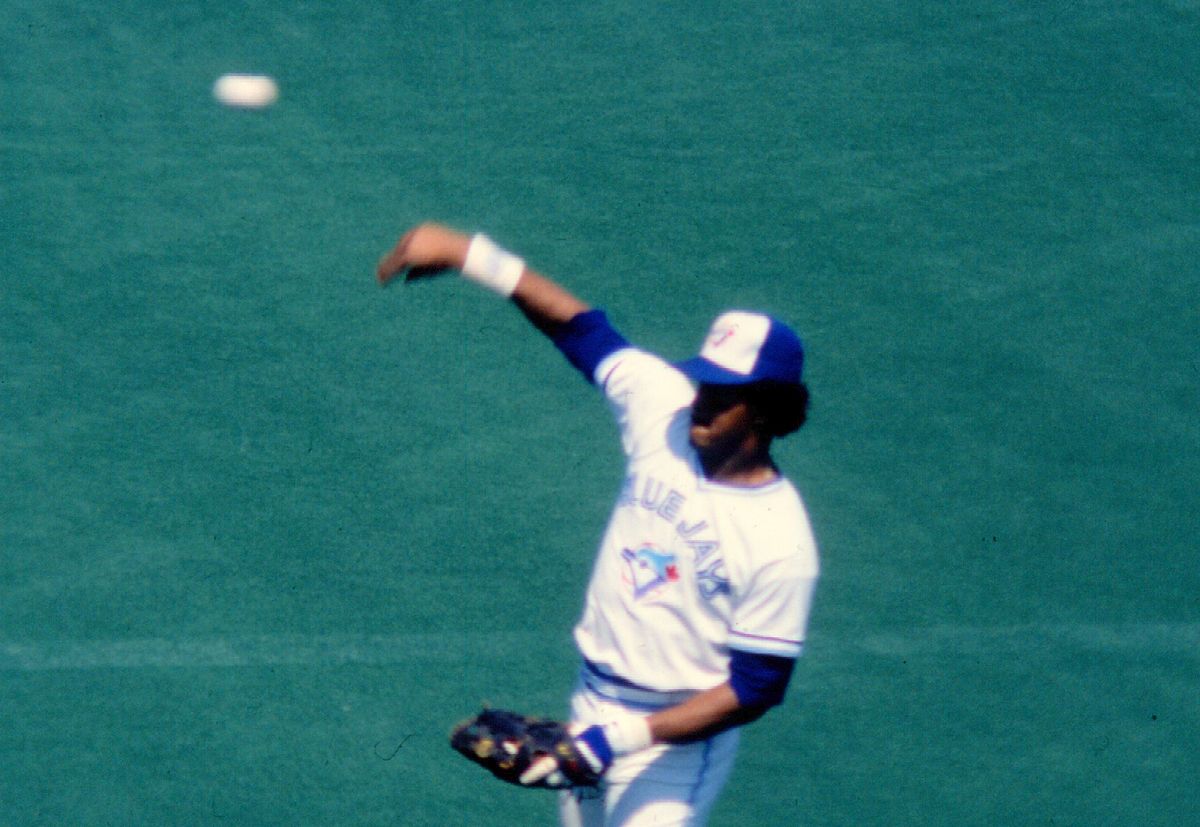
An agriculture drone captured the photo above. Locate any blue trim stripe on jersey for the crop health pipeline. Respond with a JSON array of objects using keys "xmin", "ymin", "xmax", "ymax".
[
  {"xmin": 728, "ymin": 629, "xmax": 804, "ymax": 658},
  {"xmin": 551, "ymin": 309, "xmax": 631, "ymax": 384},
  {"xmin": 581, "ymin": 659, "xmax": 695, "ymax": 709}
]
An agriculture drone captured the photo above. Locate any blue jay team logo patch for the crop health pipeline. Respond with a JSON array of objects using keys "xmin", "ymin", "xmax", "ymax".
[{"xmin": 621, "ymin": 544, "xmax": 679, "ymax": 600}]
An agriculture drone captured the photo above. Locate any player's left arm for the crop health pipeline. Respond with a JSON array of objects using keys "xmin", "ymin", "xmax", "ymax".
[
  {"xmin": 555, "ymin": 651, "xmax": 795, "ymax": 782},
  {"xmin": 646, "ymin": 651, "xmax": 796, "ymax": 743},
  {"xmin": 638, "ymin": 552, "xmax": 816, "ymax": 746},
  {"xmin": 568, "ymin": 556, "xmax": 815, "ymax": 774}
]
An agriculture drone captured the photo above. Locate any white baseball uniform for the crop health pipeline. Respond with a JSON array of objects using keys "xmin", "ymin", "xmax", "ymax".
[{"xmin": 557, "ymin": 334, "xmax": 820, "ymax": 827}]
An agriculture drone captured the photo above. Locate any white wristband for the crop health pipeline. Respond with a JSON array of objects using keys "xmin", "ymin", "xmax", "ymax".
[
  {"xmin": 602, "ymin": 714, "xmax": 653, "ymax": 756},
  {"xmin": 462, "ymin": 233, "xmax": 525, "ymax": 297}
]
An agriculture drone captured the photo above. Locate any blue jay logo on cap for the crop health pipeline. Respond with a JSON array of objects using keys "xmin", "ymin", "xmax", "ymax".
[
  {"xmin": 676, "ymin": 311, "xmax": 804, "ymax": 386},
  {"xmin": 707, "ymin": 325, "xmax": 738, "ymax": 349}
]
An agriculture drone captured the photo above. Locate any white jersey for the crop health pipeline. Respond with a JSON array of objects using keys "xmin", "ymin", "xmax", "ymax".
[{"xmin": 573, "ymin": 347, "xmax": 820, "ymax": 695}]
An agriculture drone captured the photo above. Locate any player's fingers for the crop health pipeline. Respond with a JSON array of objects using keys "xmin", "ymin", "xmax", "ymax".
[
  {"xmin": 376, "ymin": 249, "xmax": 408, "ymax": 284},
  {"xmin": 376, "ymin": 229, "xmax": 417, "ymax": 284},
  {"xmin": 518, "ymin": 755, "xmax": 559, "ymax": 786}
]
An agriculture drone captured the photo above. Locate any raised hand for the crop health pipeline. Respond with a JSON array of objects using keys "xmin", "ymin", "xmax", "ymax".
[{"xmin": 376, "ymin": 222, "xmax": 472, "ymax": 285}]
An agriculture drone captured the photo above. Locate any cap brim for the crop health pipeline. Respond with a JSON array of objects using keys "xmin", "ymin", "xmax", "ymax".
[{"xmin": 674, "ymin": 357, "xmax": 757, "ymax": 385}]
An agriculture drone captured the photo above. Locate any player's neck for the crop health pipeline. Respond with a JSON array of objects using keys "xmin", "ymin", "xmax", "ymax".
[{"xmin": 698, "ymin": 444, "xmax": 778, "ymax": 487}]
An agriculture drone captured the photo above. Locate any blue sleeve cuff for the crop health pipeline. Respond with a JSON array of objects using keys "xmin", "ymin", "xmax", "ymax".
[
  {"xmin": 551, "ymin": 309, "xmax": 630, "ymax": 384},
  {"xmin": 729, "ymin": 649, "xmax": 796, "ymax": 709}
]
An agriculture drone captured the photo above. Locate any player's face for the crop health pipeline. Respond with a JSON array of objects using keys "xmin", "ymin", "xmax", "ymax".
[{"xmin": 688, "ymin": 383, "xmax": 756, "ymax": 454}]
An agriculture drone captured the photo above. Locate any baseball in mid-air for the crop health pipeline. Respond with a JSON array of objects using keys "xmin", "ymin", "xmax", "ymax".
[{"xmin": 213, "ymin": 73, "xmax": 279, "ymax": 109}]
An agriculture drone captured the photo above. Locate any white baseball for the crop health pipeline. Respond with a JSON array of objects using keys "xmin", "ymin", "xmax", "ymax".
[{"xmin": 213, "ymin": 74, "xmax": 279, "ymax": 109}]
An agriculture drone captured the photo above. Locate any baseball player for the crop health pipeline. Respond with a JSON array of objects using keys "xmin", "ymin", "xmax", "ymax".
[{"xmin": 378, "ymin": 224, "xmax": 820, "ymax": 826}]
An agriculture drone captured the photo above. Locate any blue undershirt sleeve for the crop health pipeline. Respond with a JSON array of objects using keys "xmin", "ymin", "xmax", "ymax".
[
  {"xmin": 728, "ymin": 649, "xmax": 796, "ymax": 709},
  {"xmin": 550, "ymin": 308, "xmax": 631, "ymax": 384}
]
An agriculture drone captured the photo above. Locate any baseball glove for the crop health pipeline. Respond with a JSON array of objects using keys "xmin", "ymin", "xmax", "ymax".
[{"xmin": 449, "ymin": 708, "xmax": 604, "ymax": 789}]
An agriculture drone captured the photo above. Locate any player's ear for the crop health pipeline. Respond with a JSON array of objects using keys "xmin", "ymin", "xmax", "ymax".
[
  {"xmin": 746, "ymin": 381, "xmax": 809, "ymax": 438},
  {"xmin": 745, "ymin": 395, "xmax": 772, "ymax": 433}
]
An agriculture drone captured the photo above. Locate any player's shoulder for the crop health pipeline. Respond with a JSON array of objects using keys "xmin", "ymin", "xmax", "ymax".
[
  {"xmin": 596, "ymin": 346, "xmax": 685, "ymax": 388},
  {"xmin": 718, "ymin": 477, "xmax": 819, "ymax": 574},
  {"xmin": 767, "ymin": 479, "xmax": 819, "ymax": 570},
  {"xmin": 596, "ymin": 347, "xmax": 694, "ymax": 411}
]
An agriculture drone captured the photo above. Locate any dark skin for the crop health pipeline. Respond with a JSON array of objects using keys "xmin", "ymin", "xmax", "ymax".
[
  {"xmin": 378, "ymin": 222, "xmax": 779, "ymax": 743},
  {"xmin": 689, "ymin": 383, "xmax": 780, "ymax": 485}
]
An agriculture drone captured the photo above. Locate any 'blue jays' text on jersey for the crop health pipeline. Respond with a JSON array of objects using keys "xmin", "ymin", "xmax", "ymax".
[{"xmin": 573, "ymin": 347, "xmax": 820, "ymax": 695}]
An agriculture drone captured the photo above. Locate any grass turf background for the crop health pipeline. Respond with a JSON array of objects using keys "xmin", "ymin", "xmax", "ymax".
[{"xmin": 2, "ymin": 1, "xmax": 1197, "ymax": 824}]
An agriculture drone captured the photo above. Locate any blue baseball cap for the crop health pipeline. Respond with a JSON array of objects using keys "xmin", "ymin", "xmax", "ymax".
[{"xmin": 676, "ymin": 310, "xmax": 805, "ymax": 386}]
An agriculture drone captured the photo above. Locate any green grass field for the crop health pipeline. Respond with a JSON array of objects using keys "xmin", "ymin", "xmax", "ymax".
[{"xmin": 3, "ymin": 2, "xmax": 1197, "ymax": 824}]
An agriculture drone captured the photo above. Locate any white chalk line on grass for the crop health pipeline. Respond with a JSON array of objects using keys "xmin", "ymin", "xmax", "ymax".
[
  {"xmin": 0, "ymin": 631, "xmax": 543, "ymax": 671},
  {"xmin": 0, "ymin": 624, "xmax": 1195, "ymax": 672},
  {"xmin": 854, "ymin": 622, "xmax": 1200, "ymax": 657}
]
